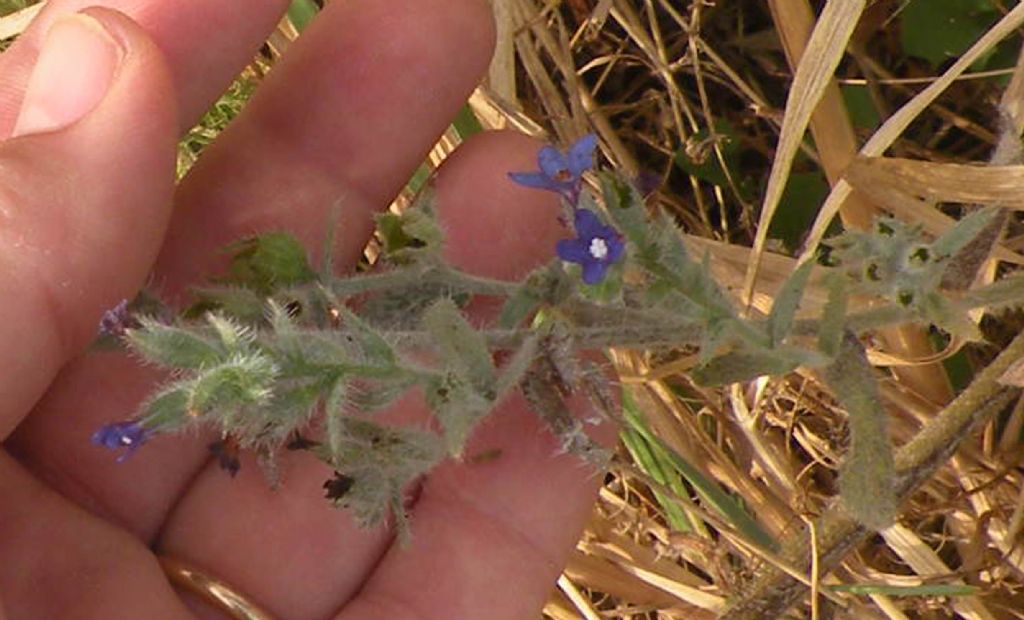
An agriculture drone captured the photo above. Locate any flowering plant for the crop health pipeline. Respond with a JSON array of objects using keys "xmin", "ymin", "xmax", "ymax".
[{"xmin": 92, "ymin": 134, "xmax": 1024, "ymax": 537}]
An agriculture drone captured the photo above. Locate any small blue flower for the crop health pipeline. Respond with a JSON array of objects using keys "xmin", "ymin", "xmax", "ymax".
[
  {"xmin": 556, "ymin": 209, "xmax": 626, "ymax": 285},
  {"xmin": 92, "ymin": 420, "xmax": 152, "ymax": 462},
  {"xmin": 508, "ymin": 134, "xmax": 599, "ymax": 204},
  {"xmin": 98, "ymin": 299, "xmax": 130, "ymax": 337}
]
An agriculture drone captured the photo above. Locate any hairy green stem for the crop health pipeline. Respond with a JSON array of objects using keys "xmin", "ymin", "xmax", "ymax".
[{"xmin": 325, "ymin": 264, "xmax": 518, "ymax": 299}]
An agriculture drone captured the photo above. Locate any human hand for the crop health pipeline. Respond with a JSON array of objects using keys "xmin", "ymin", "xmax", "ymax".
[{"xmin": 0, "ymin": 2, "xmax": 611, "ymax": 618}]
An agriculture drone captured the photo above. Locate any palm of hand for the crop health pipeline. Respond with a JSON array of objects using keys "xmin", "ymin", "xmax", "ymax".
[{"xmin": 0, "ymin": 2, "xmax": 608, "ymax": 618}]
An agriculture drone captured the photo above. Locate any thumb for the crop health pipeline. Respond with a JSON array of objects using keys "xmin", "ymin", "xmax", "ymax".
[{"xmin": 0, "ymin": 8, "xmax": 178, "ymax": 439}]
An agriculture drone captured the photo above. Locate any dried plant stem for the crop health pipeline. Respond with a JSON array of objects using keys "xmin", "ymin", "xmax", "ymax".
[{"xmin": 720, "ymin": 331, "xmax": 1024, "ymax": 620}]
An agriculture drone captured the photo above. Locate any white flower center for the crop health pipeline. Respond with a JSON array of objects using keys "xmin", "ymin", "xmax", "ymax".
[{"xmin": 589, "ymin": 237, "xmax": 609, "ymax": 260}]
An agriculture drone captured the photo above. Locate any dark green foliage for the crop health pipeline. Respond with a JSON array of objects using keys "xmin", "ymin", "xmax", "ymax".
[
  {"xmin": 223, "ymin": 232, "xmax": 317, "ymax": 294},
  {"xmin": 674, "ymin": 121, "xmax": 745, "ymax": 192},
  {"xmin": 376, "ymin": 196, "xmax": 445, "ymax": 264},
  {"xmin": 901, "ymin": 0, "xmax": 998, "ymax": 67},
  {"xmin": 772, "ymin": 171, "xmax": 831, "ymax": 252}
]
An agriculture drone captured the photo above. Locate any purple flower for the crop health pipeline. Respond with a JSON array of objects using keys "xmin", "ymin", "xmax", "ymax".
[
  {"xmin": 92, "ymin": 420, "xmax": 152, "ymax": 462},
  {"xmin": 556, "ymin": 209, "xmax": 626, "ymax": 285},
  {"xmin": 508, "ymin": 134, "xmax": 599, "ymax": 204},
  {"xmin": 98, "ymin": 299, "xmax": 130, "ymax": 337}
]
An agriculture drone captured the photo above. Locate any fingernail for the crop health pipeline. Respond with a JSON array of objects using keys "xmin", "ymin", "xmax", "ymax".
[{"xmin": 13, "ymin": 13, "xmax": 123, "ymax": 137}]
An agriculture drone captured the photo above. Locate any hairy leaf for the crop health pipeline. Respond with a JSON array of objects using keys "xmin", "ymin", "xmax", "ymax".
[
  {"xmin": 818, "ymin": 273, "xmax": 848, "ymax": 357},
  {"xmin": 767, "ymin": 259, "xmax": 815, "ymax": 346},
  {"xmin": 126, "ymin": 317, "xmax": 223, "ymax": 369},
  {"xmin": 931, "ymin": 206, "xmax": 999, "ymax": 261},
  {"xmin": 425, "ymin": 373, "xmax": 492, "ymax": 457},
  {"xmin": 223, "ymin": 232, "xmax": 316, "ymax": 293},
  {"xmin": 823, "ymin": 334, "xmax": 896, "ymax": 530},
  {"xmin": 422, "ymin": 298, "xmax": 496, "ymax": 398},
  {"xmin": 692, "ymin": 347, "xmax": 825, "ymax": 386}
]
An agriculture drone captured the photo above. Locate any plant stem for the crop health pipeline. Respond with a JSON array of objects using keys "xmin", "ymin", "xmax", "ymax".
[{"xmin": 326, "ymin": 264, "xmax": 518, "ymax": 299}]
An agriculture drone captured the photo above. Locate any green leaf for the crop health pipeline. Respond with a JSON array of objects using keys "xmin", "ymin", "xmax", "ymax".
[
  {"xmin": 324, "ymin": 379, "xmax": 348, "ymax": 460},
  {"xmin": 674, "ymin": 120, "xmax": 744, "ymax": 191},
  {"xmin": 651, "ymin": 211, "xmax": 692, "ymax": 276},
  {"xmin": 138, "ymin": 381, "xmax": 195, "ymax": 431},
  {"xmin": 375, "ymin": 199, "xmax": 445, "ymax": 263},
  {"xmin": 921, "ymin": 291, "xmax": 982, "ymax": 341},
  {"xmin": 771, "ymin": 171, "xmax": 830, "ymax": 253},
  {"xmin": 185, "ymin": 286, "xmax": 266, "ymax": 323},
  {"xmin": 498, "ymin": 288, "xmax": 542, "ymax": 330},
  {"xmin": 323, "ymin": 417, "xmax": 444, "ymax": 535},
  {"xmin": 425, "ymin": 373, "xmax": 492, "ymax": 457},
  {"xmin": 767, "ymin": 260, "xmax": 815, "ymax": 346},
  {"xmin": 422, "ymin": 298, "xmax": 496, "ymax": 398},
  {"xmin": 206, "ymin": 313, "xmax": 255, "ymax": 353},
  {"xmin": 692, "ymin": 347, "xmax": 818, "ymax": 386},
  {"xmin": 840, "ymin": 84, "xmax": 881, "ymax": 130},
  {"xmin": 125, "ymin": 317, "xmax": 223, "ymax": 369},
  {"xmin": 818, "ymin": 273, "xmax": 848, "ymax": 357},
  {"xmin": 599, "ymin": 172, "xmax": 650, "ymax": 249},
  {"xmin": 223, "ymin": 232, "xmax": 316, "ymax": 294},
  {"xmin": 190, "ymin": 353, "xmax": 278, "ymax": 413},
  {"xmin": 334, "ymin": 304, "xmax": 397, "ymax": 368},
  {"xmin": 494, "ymin": 334, "xmax": 540, "ymax": 397},
  {"xmin": 346, "ymin": 375, "xmax": 417, "ymax": 412},
  {"xmin": 931, "ymin": 206, "xmax": 999, "ymax": 261},
  {"xmin": 823, "ymin": 334, "xmax": 896, "ymax": 531},
  {"xmin": 901, "ymin": 0, "xmax": 998, "ymax": 67}
]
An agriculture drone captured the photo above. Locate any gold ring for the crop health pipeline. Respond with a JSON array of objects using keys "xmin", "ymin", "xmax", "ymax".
[{"xmin": 158, "ymin": 555, "xmax": 276, "ymax": 620}]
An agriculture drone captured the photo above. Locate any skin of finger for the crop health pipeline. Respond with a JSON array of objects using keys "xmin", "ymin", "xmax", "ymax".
[
  {"xmin": 0, "ymin": 8, "xmax": 178, "ymax": 442},
  {"xmin": 0, "ymin": 0, "xmax": 290, "ymax": 136},
  {"xmin": 335, "ymin": 132, "xmax": 617, "ymax": 620},
  {"xmin": 154, "ymin": 0, "xmax": 497, "ymax": 300},
  {"xmin": 0, "ymin": 451, "xmax": 195, "ymax": 619},
  {"xmin": 8, "ymin": 0, "xmax": 495, "ymax": 546},
  {"xmin": 156, "ymin": 132, "xmax": 615, "ymax": 620}
]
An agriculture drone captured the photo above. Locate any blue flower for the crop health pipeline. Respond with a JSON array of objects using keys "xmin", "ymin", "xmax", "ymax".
[
  {"xmin": 556, "ymin": 209, "xmax": 626, "ymax": 284},
  {"xmin": 508, "ymin": 134, "xmax": 599, "ymax": 204},
  {"xmin": 98, "ymin": 299, "xmax": 130, "ymax": 337},
  {"xmin": 92, "ymin": 420, "xmax": 152, "ymax": 462}
]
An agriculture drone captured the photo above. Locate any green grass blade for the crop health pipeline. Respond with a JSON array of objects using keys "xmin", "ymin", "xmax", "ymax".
[
  {"xmin": 623, "ymin": 392, "xmax": 778, "ymax": 551},
  {"xmin": 621, "ymin": 427, "xmax": 694, "ymax": 533}
]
